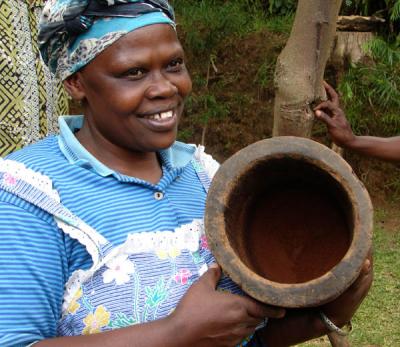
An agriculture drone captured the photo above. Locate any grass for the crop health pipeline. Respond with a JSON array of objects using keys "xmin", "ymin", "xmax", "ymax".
[
  {"xmin": 173, "ymin": 0, "xmax": 292, "ymax": 57},
  {"xmin": 264, "ymin": 13, "xmax": 294, "ymax": 34},
  {"xmin": 338, "ymin": 37, "xmax": 400, "ymax": 137},
  {"xmin": 299, "ymin": 208, "xmax": 400, "ymax": 347}
]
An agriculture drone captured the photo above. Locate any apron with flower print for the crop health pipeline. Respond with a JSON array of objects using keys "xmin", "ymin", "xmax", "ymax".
[{"xmin": 0, "ymin": 152, "xmax": 265, "ymax": 346}]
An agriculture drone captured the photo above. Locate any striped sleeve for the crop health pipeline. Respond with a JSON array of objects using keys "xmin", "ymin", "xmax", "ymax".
[{"xmin": 0, "ymin": 201, "xmax": 67, "ymax": 347}]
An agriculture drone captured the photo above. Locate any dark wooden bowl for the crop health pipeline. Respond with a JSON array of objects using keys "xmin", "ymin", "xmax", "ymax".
[{"xmin": 205, "ymin": 136, "xmax": 372, "ymax": 308}]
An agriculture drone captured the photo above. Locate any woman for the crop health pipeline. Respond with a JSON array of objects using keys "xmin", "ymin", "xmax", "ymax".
[
  {"xmin": 0, "ymin": 0, "xmax": 68, "ymax": 156},
  {"xmin": 0, "ymin": 1, "xmax": 372, "ymax": 346}
]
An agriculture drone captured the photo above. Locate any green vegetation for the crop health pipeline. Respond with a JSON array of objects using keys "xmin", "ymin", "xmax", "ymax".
[
  {"xmin": 254, "ymin": 60, "xmax": 276, "ymax": 92},
  {"xmin": 264, "ymin": 0, "xmax": 296, "ymax": 15},
  {"xmin": 172, "ymin": 0, "xmax": 260, "ymax": 144},
  {"xmin": 263, "ymin": 13, "xmax": 294, "ymax": 34},
  {"xmin": 168, "ymin": 3, "xmax": 400, "ymax": 346},
  {"xmin": 173, "ymin": 1, "xmax": 254, "ymax": 58},
  {"xmin": 338, "ymin": 37, "xmax": 400, "ymax": 136},
  {"xmin": 343, "ymin": 0, "xmax": 400, "ymax": 31},
  {"xmin": 338, "ymin": 0, "xmax": 400, "ymax": 137},
  {"xmin": 300, "ymin": 209, "xmax": 400, "ymax": 346},
  {"xmin": 172, "ymin": 0, "xmax": 400, "ymax": 146},
  {"xmin": 170, "ymin": 0, "xmax": 400, "ymax": 157},
  {"xmin": 166, "ymin": 2, "xmax": 400, "ymax": 346},
  {"xmin": 172, "ymin": 0, "xmax": 287, "ymax": 147}
]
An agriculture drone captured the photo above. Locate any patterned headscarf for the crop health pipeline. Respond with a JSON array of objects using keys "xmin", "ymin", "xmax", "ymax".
[{"xmin": 39, "ymin": 0, "xmax": 175, "ymax": 80}]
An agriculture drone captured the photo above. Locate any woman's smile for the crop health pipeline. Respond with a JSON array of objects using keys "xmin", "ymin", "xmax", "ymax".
[{"xmin": 137, "ymin": 108, "xmax": 178, "ymax": 131}]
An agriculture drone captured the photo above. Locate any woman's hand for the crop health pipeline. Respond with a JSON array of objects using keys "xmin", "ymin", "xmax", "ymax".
[
  {"xmin": 257, "ymin": 255, "xmax": 373, "ymax": 347},
  {"xmin": 320, "ymin": 254, "xmax": 373, "ymax": 328},
  {"xmin": 314, "ymin": 81, "xmax": 356, "ymax": 148},
  {"xmin": 170, "ymin": 264, "xmax": 286, "ymax": 347}
]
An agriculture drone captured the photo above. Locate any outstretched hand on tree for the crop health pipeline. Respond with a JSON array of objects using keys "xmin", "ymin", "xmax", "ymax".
[
  {"xmin": 314, "ymin": 81, "xmax": 400, "ymax": 161},
  {"xmin": 314, "ymin": 81, "xmax": 356, "ymax": 148}
]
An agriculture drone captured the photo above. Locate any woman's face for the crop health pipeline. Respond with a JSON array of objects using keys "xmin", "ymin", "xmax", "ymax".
[{"xmin": 70, "ymin": 23, "xmax": 192, "ymax": 153}]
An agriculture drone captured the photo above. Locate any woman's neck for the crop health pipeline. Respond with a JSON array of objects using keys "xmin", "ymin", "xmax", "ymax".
[{"xmin": 75, "ymin": 128, "xmax": 163, "ymax": 185}]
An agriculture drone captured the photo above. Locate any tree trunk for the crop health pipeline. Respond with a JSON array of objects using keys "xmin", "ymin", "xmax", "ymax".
[
  {"xmin": 331, "ymin": 31, "xmax": 374, "ymax": 66},
  {"xmin": 273, "ymin": 0, "xmax": 343, "ymax": 137},
  {"xmin": 272, "ymin": 2, "xmax": 351, "ymax": 345}
]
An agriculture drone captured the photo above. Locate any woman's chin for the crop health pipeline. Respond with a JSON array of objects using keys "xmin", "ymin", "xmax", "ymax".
[{"xmin": 141, "ymin": 135, "xmax": 178, "ymax": 152}]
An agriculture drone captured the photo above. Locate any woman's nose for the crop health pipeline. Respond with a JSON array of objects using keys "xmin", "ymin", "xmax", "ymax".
[{"xmin": 145, "ymin": 72, "xmax": 178, "ymax": 99}]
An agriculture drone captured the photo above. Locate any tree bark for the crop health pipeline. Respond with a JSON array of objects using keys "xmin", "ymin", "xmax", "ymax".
[
  {"xmin": 331, "ymin": 31, "xmax": 374, "ymax": 66},
  {"xmin": 273, "ymin": 0, "xmax": 343, "ymax": 137}
]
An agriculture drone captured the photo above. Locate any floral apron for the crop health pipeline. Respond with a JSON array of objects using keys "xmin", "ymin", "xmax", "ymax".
[{"xmin": 0, "ymin": 155, "xmax": 265, "ymax": 346}]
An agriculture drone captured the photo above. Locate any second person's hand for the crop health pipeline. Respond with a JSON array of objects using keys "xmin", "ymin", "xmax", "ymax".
[{"xmin": 314, "ymin": 81, "xmax": 356, "ymax": 148}]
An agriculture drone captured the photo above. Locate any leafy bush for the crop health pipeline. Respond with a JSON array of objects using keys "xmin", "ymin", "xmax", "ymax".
[
  {"xmin": 173, "ymin": 0, "xmax": 261, "ymax": 57},
  {"xmin": 240, "ymin": 0, "xmax": 297, "ymax": 15},
  {"xmin": 265, "ymin": 0, "xmax": 296, "ymax": 15},
  {"xmin": 339, "ymin": 37, "xmax": 400, "ymax": 135},
  {"xmin": 338, "ymin": 1, "xmax": 400, "ymax": 133},
  {"xmin": 264, "ymin": 13, "xmax": 294, "ymax": 33}
]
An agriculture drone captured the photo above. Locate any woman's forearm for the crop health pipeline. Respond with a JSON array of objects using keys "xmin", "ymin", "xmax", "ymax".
[
  {"xmin": 35, "ymin": 315, "xmax": 184, "ymax": 347},
  {"xmin": 345, "ymin": 135, "xmax": 400, "ymax": 162},
  {"xmin": 258, "ymin": 309, "xmax": 328, "ymax": 347}
]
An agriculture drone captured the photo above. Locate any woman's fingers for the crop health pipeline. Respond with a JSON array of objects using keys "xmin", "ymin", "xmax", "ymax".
[
  {"xmin": 198, "ymin": 264, "xmax": 285, "ymax": 320},
  {"xmin": 242, "ymin": 296, "xmax": 285, "ymax": 319},
  {"xmin": 315, "ymin": 110, "xmax": 335, "ymax": 127},
  {"xmin": 314, "ymin": 100, "xmax": 337, "ymax": 115},
  {"xmin": 323, "ymin": 81, "xmax": 339, "ymax": 105},
  {"xmin": 198, "ymin": 263, "xmax": 222, "ymax": 289}
]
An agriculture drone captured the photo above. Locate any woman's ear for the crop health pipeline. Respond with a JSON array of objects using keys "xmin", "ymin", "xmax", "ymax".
[{"xmin": 63, "ymin": 73, "xmax": 86, "ymax": 101}]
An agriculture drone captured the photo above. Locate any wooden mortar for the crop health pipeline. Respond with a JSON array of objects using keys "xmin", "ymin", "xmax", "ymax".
[{"xmin": 205, "ymin": 136, "xmax": 372, "ymax": 308}]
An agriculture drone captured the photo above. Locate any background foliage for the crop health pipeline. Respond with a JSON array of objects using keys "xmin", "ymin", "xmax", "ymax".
[
  {"xmin": 338, "ymin": 0, "xmax": 400, "ymax": 136},
  {"xmin": 168, "ymin": 2, "xmax": 400, "ymax": 345},
  {"xmin": 172, "ymin": 0, "xmax": 400, "ymax": 139},
  {"xmin": 339, "ymin": 37, "xmax": 400, "ymax": 136}
]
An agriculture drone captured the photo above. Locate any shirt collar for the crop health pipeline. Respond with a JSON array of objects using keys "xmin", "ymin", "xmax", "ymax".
[{"xmin": 58, "ymin": 115, "xmax": 196, "ymax": 177}]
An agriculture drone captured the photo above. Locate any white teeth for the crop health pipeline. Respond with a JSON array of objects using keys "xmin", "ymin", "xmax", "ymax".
[
  {"xmin": 160, "ymin": 111, "xmax": 173, "ymax": 119},
  {"xmin": 148, "ymin": 113, "xmax": 160, "ymax": 120},
  {"xmin": 148, "ymin": 110, "xmax": 174, "ymax": 121}
]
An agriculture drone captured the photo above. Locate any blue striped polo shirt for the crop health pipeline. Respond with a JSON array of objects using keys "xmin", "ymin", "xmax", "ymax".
[{"xmin": 0, "ymin": 116, "xmax": 210, "ymax": 347}]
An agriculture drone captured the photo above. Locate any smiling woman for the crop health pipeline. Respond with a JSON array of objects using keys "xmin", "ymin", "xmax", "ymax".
[
  {"xmin": 0, "ymin": 1, "xmax": 372, "ymax": 347},
  {"xmin": 66, "ymin": 24, "xmax": 192, "ymax": 181}
]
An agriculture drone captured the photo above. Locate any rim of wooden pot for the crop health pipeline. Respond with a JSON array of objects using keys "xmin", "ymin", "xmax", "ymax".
[{"xmin": 205, "ymin": 136, "xmax": 373, "ymax": 308}]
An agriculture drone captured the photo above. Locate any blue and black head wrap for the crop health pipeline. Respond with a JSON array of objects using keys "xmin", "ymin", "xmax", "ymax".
[{"xmin": 39, "ymin": 0, "xmax": 175, "ymax": 80}]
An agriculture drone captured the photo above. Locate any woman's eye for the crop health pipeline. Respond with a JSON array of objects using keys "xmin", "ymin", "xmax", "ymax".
[
  {"xmin": 167, "ymin": 58, "xmax": 184, "ymax": 71},
  {"xmin": 125, "ymin": 68, "xmax": 146, "ymax": 79}
]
